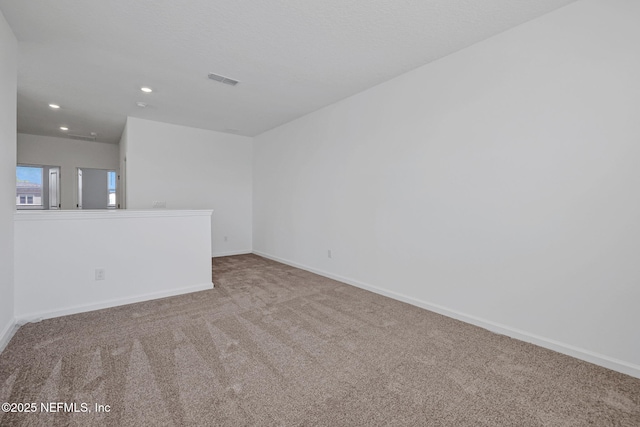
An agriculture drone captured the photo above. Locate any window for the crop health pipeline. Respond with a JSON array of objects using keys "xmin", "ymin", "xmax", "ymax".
[
  {"xmin": 16, "ymin": 166, "xmax": 43, "ymax": 208},
  {"xmin": 16, "ymin": 164, "xmax": 60, "ymax": 209},
  {"xmin": 108, "ymin": 171, "xmax": 117, "ymax": 208}
]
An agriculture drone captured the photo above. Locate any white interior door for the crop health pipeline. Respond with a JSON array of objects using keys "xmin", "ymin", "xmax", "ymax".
[
  {"xmin": 77, "ymin": 168, "xmax": 83, "ymax": 209},
  {"xmin": 48, "ymin": 167, "xmax": 60, "ymax": 209}
]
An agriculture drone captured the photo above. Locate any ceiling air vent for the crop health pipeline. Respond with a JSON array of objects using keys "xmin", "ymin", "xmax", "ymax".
[
  {"xmin": 208, "ymin": 72, "xmax": 239, "ymax": 86},
  {"xmin": 68, "ymin": 133, "xmax": 96, "ymax": 142}
]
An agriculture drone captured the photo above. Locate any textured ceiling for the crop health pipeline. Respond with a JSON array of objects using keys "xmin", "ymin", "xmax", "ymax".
[{"xmin": 0, "ymin": 0, "xmax": 577, "ymax": 144}]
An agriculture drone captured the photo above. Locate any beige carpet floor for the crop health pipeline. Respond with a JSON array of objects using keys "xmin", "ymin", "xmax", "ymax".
[{"xmin": 1, "ymin": 254, "xmax": 639, "ymax": 426}]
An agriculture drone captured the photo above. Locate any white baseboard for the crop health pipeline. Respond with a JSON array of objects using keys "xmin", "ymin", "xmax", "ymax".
[
  {"xmin": 253, "ymin": 250, "xmax": 640, "ymax": 379},
  {"xmin": 212, "ymin": 250, "xmax": 252, "ymax": 258},
  {"xmin": 15, "ymin": 282, "xmax": 214, "ymax": 325},
  {"xmin": 0, "ymin": 318, "xmax": 18, "ymax": 353}
]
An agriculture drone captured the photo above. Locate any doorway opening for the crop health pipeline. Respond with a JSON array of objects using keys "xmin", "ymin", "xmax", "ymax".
[{"xmin": 77, "ymin": 168, "xmax": 117, "ymax": 209}]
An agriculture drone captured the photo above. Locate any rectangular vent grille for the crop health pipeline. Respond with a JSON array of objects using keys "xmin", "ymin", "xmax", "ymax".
[
  {"xmin": 68, "ymin": 134, "xmax": 96, "ymax": 141},
  {"xmin": 208, "ymin": 72, "xmax": 239, "ymax": 86}
]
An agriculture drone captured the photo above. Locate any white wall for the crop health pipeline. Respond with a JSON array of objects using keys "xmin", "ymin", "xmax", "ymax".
[
  {"xmin": 254, "ymin": 0, "xmax": 640, "ymax": 377},
  {"xmin": 0, "ymin": 11, "xmax": 17, "ymax": 350},
  {"xmin": 17, "ymin": 133, "xmax": 119, "ymax": 209},
  {"xmin": 14, "ymin": 210, "xmax": 213, "ymax": 320},
  {"xmin": 125, "ymin": 117, "xmax": 252, "ymax": 257}
]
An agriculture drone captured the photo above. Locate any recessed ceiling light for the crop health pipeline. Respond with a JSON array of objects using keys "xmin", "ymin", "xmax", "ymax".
[
  {"xmin": 49, "ymin": 104, "xmax": 60, "ymax": 109},
  {"xmin": 60, "ymin": 126, "xmax": 68, "ymax": 131},
  {"xmin": 140, "ymin": 87, "xmax": 153, "ymax": 93}
]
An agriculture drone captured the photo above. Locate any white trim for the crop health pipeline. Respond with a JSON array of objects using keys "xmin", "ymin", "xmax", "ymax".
[
  {"xmin": 253, "ymin": 250, "xmax": 640, "ymax": 379},
  {"xmin": 212, "ymin": 250, "xmax": 252, "ymax": 258},
  {"xmin": 0, "ymin": 319, "xmax": 18, "ymax": 354},
  {"xmin": 14, "ymin": 209, "xmax": 213, "ymax": 221},
  {"xmin": 15, "ymin": 282, "xmax": 214, "ymax": 324}
]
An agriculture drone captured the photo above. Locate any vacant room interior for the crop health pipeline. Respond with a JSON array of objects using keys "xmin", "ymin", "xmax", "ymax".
[{"xmin": 1, "ymin": 0, "xmax": 639, "ymax": 425}]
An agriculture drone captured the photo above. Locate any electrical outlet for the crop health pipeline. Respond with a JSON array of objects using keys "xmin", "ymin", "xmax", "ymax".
[
  {"xmin": 95, "ymin": 269, "xmax": 105, "ymax": 281},
  {"xmin": 152, "ymin": 201, "xmax": 167, "ymax": 208},
  {"xmin": 328, "ymin": 250, "xmax": 332, "ymax": 259}
]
